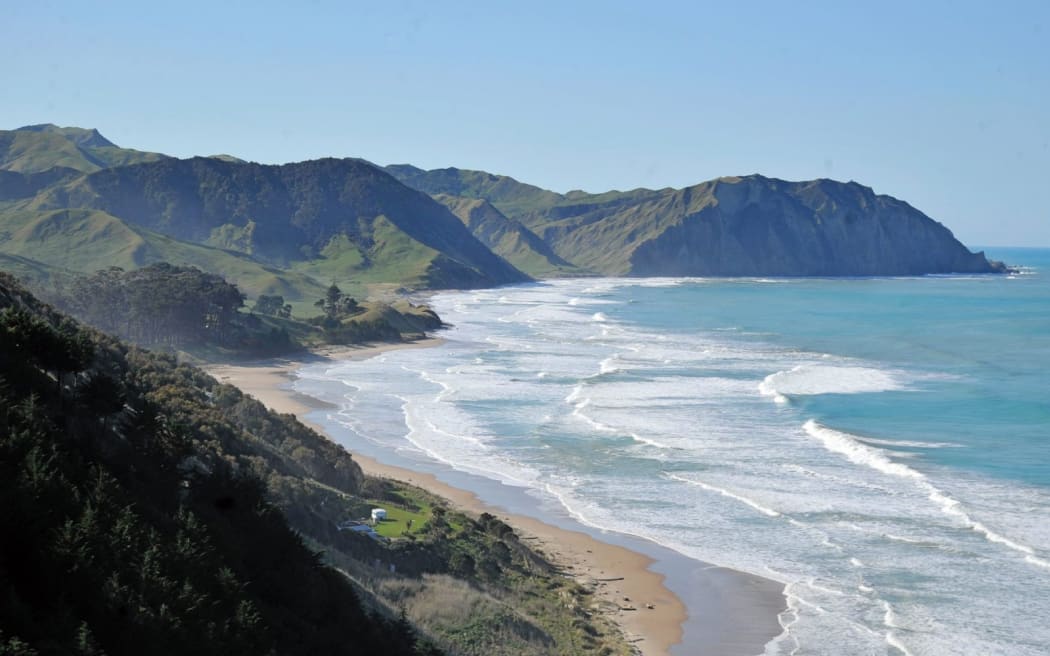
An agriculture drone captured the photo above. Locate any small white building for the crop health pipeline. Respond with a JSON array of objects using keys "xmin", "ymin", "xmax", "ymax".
[{"xmin": 371, "ymin": 508, "xmax": 387, "ymax": 523}]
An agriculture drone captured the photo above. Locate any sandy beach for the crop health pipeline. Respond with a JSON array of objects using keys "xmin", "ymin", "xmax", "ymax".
[{"xmin": 203, "ymin": 340, "xmax": 785, "ymax": 656}]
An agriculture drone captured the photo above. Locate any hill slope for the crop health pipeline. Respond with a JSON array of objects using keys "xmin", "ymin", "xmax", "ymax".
[
  {"xmin": 388, "ymin": 166, "xmax": 1005, "ymax": 276},
  {"xmin": 0, "ymin": 208, "xmax": 330, "ymax": 301},
  {"xmin": 0, "ymin": 274, "xmax": 433, "ymax": 656},
  {"xmin": 0, "ymin": 124, "xmax": 1003, "ymax": 285},
  {"xmin": 27, "ymin": 157, "xmax": 529, "ymax": 289},
  {"xmin": 0, "ymin": 124, "xmax": 169, "ymax": 173},
  {"xmin": 434, "ymin": 194, "xmax": 580, "ymax": 277},
  {"xmin": 0, "ymin": 275, "xmax": 636, "ymax": 656}
]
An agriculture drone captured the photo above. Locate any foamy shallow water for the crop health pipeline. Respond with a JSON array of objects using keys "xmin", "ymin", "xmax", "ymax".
[{"xmin": 295, "ymin": 249, "xmax": 1050, "ymax": 656}]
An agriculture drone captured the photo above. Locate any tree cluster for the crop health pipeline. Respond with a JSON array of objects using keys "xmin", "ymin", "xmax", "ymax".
[
  {"xmin": 0, "ymin": 273, "xmax": 439, "ymax": 656},
  {"xmin": 315, "ymin": 283, "xmax": 360, "ymax": 324},
  {"xmin": 44, "ymin": 263, "xmax": 296, "ymax": 355},
  {"xmin": 59, "ymin": 263, "xmax": 245, "ymax": 347},
  {"xmin": 251, "ymin": 294, "xmax": 291, "ymax": 318}
]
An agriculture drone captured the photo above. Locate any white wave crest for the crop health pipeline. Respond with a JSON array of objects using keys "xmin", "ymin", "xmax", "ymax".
[
  {"xmin": 857, "ymin": 437, "xmax": 962, "ymax": 449},
  {"xmin": 760, "ymin": 364, "xmax": 907, "ymax": 403},
  {"xmin": 565, "ymin": 385, "xmax": 583, "ymax": 403},
  {"xmin": 629, "ymin": 433, "xmax": 674, "ymax": 450},
  {"xmin": 667, "ymin": 473, "xmax": 781, "ymax": 517},
  {"xmin": 758, "ymin": 375, "xmax": 790, "ymax": 404},
  {"xmin": 598, "ymin": 356, "xmax": 622, "ymax": 375},
  {"xmin": 804, "ymin": 420, "xmax": 922, "ymax": 480},
  {"xmin": 805, "ymin": 420, "xmax": 1050, "ymax": 570}
]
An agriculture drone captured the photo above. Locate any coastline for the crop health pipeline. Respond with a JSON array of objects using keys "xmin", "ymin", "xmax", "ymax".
[{"xmin": 203, "ymin": 339, "xmax": 785, "ymax": 656}]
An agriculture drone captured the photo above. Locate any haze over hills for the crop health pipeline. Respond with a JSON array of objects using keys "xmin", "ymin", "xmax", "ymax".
[
  {"xmin": 433, "ymin": 194, "xmax": 579, "ymax": 278},
  {"xmin": 386, "ymin": 166, "xmax": 1005, "ymax": 277},
  {"xmin": 0, "ymin": 123, "xmax": 169, "ymax": 173},
  {"xmin": 23, "ymin": 155, "xmax": 527, "ymax": 287},
  {"xmin": 0, "ymin": 125, "xmax": 1005, "ymax": 308}
]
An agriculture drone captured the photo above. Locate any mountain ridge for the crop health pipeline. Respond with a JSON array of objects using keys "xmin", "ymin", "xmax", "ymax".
[
  {"xmin": 20, "ymin": 155, "xmax": 530, "ymax": 290},
  {"xmin": 0, "ymin": 124, "xmax": 1007, "ymax": 302},
  {"xmin": 386, "ymin": 165, "xmax": 1006, "ymax": 276},
  {"xmin": 0, "ymin": 124, "xmax": 169, "ymax": 173}
]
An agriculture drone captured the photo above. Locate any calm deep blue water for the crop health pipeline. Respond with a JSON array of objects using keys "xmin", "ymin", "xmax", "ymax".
[{"xmin": 296, "ymin": 247, "xmax": 1050, "ymax": 655}]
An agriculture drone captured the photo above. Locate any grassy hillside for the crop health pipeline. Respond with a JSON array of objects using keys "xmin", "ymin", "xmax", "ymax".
[
  {"xmin": 384, "ymin": 164, "xmax": 664, "ymax": 229},
  {"xmin": 390, "ymin": 166, "xmax": 1005, "ymax": 276},
  {"xmin": 385, "ymin": 164, "xmax": 564, "ymax": 219},
  {"xmin": 0, "ymin": 124, "xmax": 168, "ymax": 173},
  {"xmin": 0, "ymin": 252, "xmax": 71, "ymax": 288},
  {"xmin": 2, "ymin": 130, "xmax": 539, "ymax": 298},
  {"xmin": 25, "ymin": 156, "xmax": 528, "ymax": 290},
  {"xmin": 0, "ymin": 208, "xmax": 330, "ymax": 302},
  {"xmin": 535, "ymin": 182, "xmax": 719, "ymax": 273},
  {"xmin": 434, "ymin": 194, "xmax": 582, "ymax": 278}
]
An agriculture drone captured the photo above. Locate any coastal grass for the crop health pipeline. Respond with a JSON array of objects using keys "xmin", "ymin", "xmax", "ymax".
[
  {"xmin": 291, "ymin": 215, "xmax": 441, "ymax": 296},
  {"xmin": 370, "ymin": 488, "xmax": 433, "ymax": 538}
]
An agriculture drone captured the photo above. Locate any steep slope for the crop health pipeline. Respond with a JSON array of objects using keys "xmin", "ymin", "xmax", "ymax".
[
  {"xmin": 0, "ymin": 124, "xmax": 169, "ymax": 173},
  {"xmin": 0, "ymin": 208, "xmax": 329, "ymax": 301},
  {"xmin": 384, "ymin": 164, "xmax": 665, "ymax": 231},
  {"xmin": 545, "ymin": 176, "xmax": 1004, "ymax": 276},
  {"xmin": 29, "ymin": 157, "xmax": 529, "ymax": 289},
  {"xmin": 0, "ymin": 275, "xmax": 637, "ymax": 656},
  {"xmin": 0, "ymin": 252, "xmax": 71, "ymax": 287},
  {"xmin": 0, "ymin": 167, "xmax": 82, "ymax": 204},
  {"xmin": 391, "ymin": 166, "xmax": 1004, "ymax": 276},
  {"xmin": 385, "ymin": 164, "xmax": 564, "ymax": 219},
  {"xmin": 0, "ymin": 274, "xmax": 434, "ymax": 656},
  {"xmin": 434, "ymin": 194, "xmax": 580, "ymax": 277}
]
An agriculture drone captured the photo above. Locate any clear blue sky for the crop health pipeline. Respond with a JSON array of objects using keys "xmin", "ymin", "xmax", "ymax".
[{"xmin": 4, "ymin": 1, "xmax": 1048, "ymax": 246}]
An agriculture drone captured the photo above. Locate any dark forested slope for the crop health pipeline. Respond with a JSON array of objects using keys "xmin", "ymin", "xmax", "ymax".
[
  {"xmin": 0, "ymin": 273, "xmax": 436, "ymax": 656},
  {"xmin": 0, "ymin": 274, "xmax": 633, "ymax": 656}
]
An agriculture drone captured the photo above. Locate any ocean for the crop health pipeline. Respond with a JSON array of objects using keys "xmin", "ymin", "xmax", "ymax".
[{"xmin": 294, "ymin": 247, "xmax": 1050, "ymax": 656}]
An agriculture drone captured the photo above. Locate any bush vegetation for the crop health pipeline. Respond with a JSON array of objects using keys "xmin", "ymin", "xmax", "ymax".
[{"xmin": 0, "ymin": 273, "xmax": 631, "ymax": 655}]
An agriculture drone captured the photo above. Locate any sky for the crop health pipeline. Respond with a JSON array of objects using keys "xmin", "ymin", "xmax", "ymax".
[{"xmin": 3, "ymin": 1, "xmax": 1048, "ymax": 246}]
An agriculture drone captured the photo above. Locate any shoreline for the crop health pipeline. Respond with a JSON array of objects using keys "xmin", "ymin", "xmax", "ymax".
[{"xmin": 203, "ymin": 339, "xmax": 785, "ymax": 656}]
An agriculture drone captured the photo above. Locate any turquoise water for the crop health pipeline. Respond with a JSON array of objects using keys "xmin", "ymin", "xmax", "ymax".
[{"xmin": 296, "ymin": 247, "xmax": 1050, "ymax": 655}]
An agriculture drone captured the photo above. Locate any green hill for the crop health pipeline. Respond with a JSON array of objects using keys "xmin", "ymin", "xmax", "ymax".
[
  {"xmin": 388, "ymin": 167, "xmax": 1006, "ymax": 276},
  {"xmin": 0, "ymin": 252, "xmax": 70, "ymax": 287},
  {"xmin": 26, "ymin": 156, "xmax": 529, "ymax": 290},
  {"xmin": 0, "ymin": 123, "xmax": 1004, "ymax": 288},
  {"xmin": 0, "ymin": 124, "xmax": 168, "ymax": 173},
  {"xmin": 384, "ymin": 164, "xmax": 665, "ymax": 230},
  {"xmin": 434, "ymin": 194, "xmax": 581, "ymax": 277},
  {"xmin": 384, "ymin": 164, "xmax": 565, "ymax": 220},
  {"xmin": 0, "ymin": 208, "xmax": 329, "ymax": 302}
]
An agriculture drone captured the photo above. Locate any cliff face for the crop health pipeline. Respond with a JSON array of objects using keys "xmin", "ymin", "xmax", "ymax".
[
  {"xmin": 626, "ymin": 177, "xmax": 1004, "ymax": 276},
  {"xmin": 388, "ymin": 168, "xmax": 1004, "ymax": 277}
]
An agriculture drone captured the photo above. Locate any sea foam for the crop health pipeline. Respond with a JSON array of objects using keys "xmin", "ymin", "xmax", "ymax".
[{"xmin": 804, "ymin": 420, "xmax": 1050, "ymax": 569}]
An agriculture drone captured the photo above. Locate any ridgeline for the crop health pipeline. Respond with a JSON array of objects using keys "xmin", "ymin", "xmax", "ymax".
[{"xmin": 0, "ymin": 125, "xmax": 1006, "ymax": 319}]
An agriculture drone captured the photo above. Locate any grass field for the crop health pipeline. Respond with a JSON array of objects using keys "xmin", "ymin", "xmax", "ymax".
[{"xmin": 368, "ymin": 487, "xmax": 434, "ymax": 538}]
